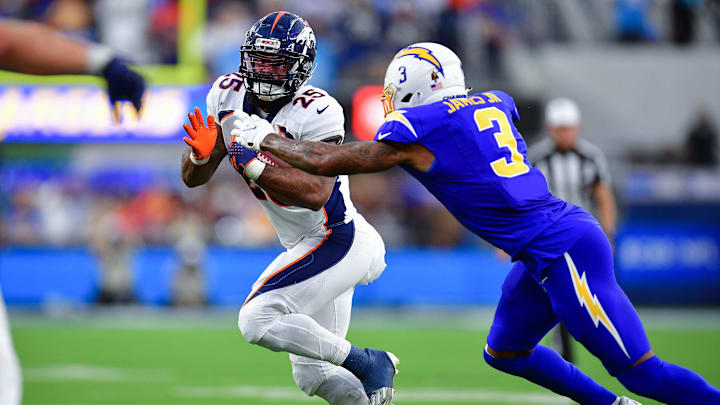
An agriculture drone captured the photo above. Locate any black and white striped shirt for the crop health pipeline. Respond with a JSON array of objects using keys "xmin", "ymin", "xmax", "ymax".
[{"xmin": 528, "ymin": 138, "xmax": 611, "ymax": 210}]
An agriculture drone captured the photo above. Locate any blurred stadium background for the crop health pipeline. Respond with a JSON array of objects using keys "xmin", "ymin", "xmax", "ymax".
[{"xmin": 1, "ymin": 0, "xmax": 719, "ymax": 404}]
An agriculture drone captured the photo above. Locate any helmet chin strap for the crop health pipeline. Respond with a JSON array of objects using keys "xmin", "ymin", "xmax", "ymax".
[{"xmin": 419, "ymin": 85, "xmax": 468, "ymax": 106}]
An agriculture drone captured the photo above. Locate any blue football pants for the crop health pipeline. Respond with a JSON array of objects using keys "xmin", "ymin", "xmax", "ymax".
[{"xmin": 488, "ymin": 225, "xmax": 650, "ymax": 375}]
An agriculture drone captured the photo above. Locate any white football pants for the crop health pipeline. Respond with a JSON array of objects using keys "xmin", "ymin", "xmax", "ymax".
[
  {"xmin": 0, "ymin": 287, "xmax": 22, "ymax": 405},
  {"xmin": 238, "ymin": 216, "xmax": 386, "ymax": 404}
]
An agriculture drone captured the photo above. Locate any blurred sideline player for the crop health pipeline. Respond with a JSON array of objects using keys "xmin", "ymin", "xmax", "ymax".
[
  {"xmin": 529, "ymin": 98, "xmax": 618, "ymax": 364},
  {"xmin": 231, "ymin": 42, "xmax": 720, "ymax": 405},
  {"xmin": 180, "ymin": 12, "xmax": 396, "ymax": 405},
  {"xmin": 0, "ymin": 19, "xmax": 146, "ymax": 405}
]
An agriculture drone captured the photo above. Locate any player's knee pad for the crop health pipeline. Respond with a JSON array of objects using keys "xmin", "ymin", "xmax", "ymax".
[
  {"xmin": 616, "ymin": 355, "xmax": 663, "ymax": 398},
  {"xmin": 236, "ymin": 305, "xmax": 268, "ymax": 345}
]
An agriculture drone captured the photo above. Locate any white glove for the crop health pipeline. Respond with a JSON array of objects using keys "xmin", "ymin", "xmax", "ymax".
[{"xmin": 230, "ymin": 112, "xmax": 275, "ymax": 152}]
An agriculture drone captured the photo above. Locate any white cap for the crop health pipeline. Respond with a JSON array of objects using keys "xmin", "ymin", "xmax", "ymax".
[{"xmin": 545, "ymin": 98, "xmax": 580, "ymax": 127}]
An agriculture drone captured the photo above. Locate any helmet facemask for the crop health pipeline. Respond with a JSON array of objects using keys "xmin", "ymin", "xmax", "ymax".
[
  {"xmin": 381, "ymin": 83, "xmax": 417, "ymax": 117},
  {"xmin": 240, "ymin": 51, "xmax": 310, "ymax": 101},
  {"xmin": 380, "ymin": 85, "xmax": 396, "ymax": 117}
]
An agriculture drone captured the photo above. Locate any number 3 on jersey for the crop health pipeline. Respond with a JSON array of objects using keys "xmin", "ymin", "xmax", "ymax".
[{"xmin": 474, "ymin": 107, "xmax": 530, "ymax": 178}]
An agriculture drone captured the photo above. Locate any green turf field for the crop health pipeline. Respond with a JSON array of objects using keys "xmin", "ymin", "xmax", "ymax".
[{"xmin": 10, "ymin": 309, "xmax": 720, "ymax": 405}]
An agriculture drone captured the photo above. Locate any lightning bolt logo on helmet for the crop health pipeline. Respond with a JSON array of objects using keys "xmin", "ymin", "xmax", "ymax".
[
  {"xmin": 565, "ymin": 253, "xmax": 630, "ymax": 358},
  {"xmin": 393, "ymin": 46, "xmax": 444, "ymax": 77}
]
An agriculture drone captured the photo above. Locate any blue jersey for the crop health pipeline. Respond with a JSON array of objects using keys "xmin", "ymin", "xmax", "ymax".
[{"xmin": 374, "ymin": 91, "xmax": 599, "ymax": 277}]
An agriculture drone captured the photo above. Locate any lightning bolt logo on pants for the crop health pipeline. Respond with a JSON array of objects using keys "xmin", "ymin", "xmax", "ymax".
[{"xmin": 564, "ymin": 253, "xmax": 630, "ymax": 358}]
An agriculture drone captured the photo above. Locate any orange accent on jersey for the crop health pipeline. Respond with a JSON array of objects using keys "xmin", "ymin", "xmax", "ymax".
[
  {"xmin": 243, "ymin": 207, "xmax": 331, "ymax": 306},
  {"xmin": 220, "ymin": 112, "xmax": 235, "ymax": 123},
  {"xmin": 269, "ymin": 11, "xmax": 287, "ymax": 35}
]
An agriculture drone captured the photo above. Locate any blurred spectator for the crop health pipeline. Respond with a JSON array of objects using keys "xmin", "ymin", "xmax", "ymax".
[
  {"xmin": 685, "ymin": 108, "xmax": 719, "ymax": 166},
  {"xmin": 90, "ymin": 199, "xmax": 136, "ymax": 305},
  {"xmin": 710, "ymin": 0, "xmax": 720, "ymax": 42},
  {"xmin": 44, "ymin": 0, "xmax": 94, "ymax": 41},
  {"xmin": 670, "ymin": 0, "xmax": 702, "ymax": 45},
  {"xmin": 150, "ymin": 0, "xmax": 179, "ymax": 64},
  {"xmin": 171, "ymin": 213, "xmax": 207, "ymax": 306},
  {"xmin": 94, "ymin": 0, "xmax": 155, "ymax": 64},
  {"xmin": 436, "ymin": 3, "xmax": 460, "ymax": 51},
  {"xmin": 204, "ymin": 2, "xmax": 253, "ymax": 78},
  {"xmin": 0, "ymin": 160, "xmax": 483, "ymax": 249},
  {"xmin": 615, "ymin": 0, "xmax": 658, "ymax": 43}
]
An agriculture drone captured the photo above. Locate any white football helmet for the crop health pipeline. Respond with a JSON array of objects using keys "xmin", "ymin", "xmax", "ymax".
[{"xmin": 381, "ymin": 42, "xmax": 466, "ymax": 116}]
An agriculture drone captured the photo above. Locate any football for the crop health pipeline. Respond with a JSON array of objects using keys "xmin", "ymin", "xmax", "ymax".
[{"xmin": 257, "ymin": 150, "xmax": 291, "ymax": 168}]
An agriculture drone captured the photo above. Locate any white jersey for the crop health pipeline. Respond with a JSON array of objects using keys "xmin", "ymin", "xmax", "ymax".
[{"xmin": 206, "ymin": 73, "xmax": 358, "ymax": 248}]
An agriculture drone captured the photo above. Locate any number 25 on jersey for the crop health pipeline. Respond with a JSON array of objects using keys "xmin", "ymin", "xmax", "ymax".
[{"xmin": 474, "ymin": 107, "xmax": 530, "ymax": 178}]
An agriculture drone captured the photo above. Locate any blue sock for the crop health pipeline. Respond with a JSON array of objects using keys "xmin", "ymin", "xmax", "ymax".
[
  {"xmin": 617, "ymin": 355, "xmax": 720, "ymax": 404},
  {"xmin": 341, "ymin": 345, "xmax": 370, "ymax": 379},
  {"xmin": 484, "ymin": 345, "xmax": 617, "ymax": 405}
]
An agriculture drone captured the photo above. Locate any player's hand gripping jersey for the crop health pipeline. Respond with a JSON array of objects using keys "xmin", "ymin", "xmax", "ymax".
[
  {"xmin": 375, "ymin": 90, "xmax": 598, "ymax": 278},
  {"xmin": 207, "ymin": 74, "xmax": 357, "ymax": 249}
]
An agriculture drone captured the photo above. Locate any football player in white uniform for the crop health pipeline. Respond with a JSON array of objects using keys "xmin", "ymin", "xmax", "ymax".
[{"xmin": 180, "ymin": 12, "xmax": 397, "ymax": 405}]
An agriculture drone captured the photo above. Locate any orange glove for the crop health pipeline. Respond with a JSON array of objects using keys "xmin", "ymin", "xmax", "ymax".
[{"xmin": 183, "ymin": 107, "xmax": 217, "ymax": 164}]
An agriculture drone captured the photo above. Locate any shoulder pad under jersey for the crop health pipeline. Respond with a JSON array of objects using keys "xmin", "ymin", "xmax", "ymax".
[{"xmin": 274, "ymin": 85, "xmax": 345, "ymax": 143}]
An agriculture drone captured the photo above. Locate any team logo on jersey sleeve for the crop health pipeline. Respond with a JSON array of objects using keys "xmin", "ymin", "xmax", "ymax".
[
  {"xmin": 393, "ymin": 46, "xmax": 444, "ymax": 76},
  {"xmin": 564, "ymin": 253, "xmax": 630, "ymax": 358},
  {"xmin": 384, "ymin": 110, "xmax": 417, "ymax": 138}
]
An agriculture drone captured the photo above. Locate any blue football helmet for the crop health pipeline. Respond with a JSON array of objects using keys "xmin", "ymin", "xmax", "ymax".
[{"xmin": 240, "ymin": 11, "xmax": 316, "ymax": 101}]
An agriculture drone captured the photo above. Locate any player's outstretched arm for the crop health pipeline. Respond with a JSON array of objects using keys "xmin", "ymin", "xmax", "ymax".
[
  {"xmin": 0, "ymin": 19, "xmax": 146, "ymax": 115},
  {"xmin": 0, "ymin": 20, "xmax": 88, "ymax": 74},
  {"xmin": 260, "ymin": 133, "xmax": 413, "ymax": 176}
]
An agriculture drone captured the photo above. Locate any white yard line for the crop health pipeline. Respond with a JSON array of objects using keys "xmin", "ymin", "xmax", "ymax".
[
  {"xmin": 24, "ymin": 364, "xmax": 173, "ymax": 382},
  {"xmin": 173, "ymin": 385, "xmax": 572, "ymax": 404}
]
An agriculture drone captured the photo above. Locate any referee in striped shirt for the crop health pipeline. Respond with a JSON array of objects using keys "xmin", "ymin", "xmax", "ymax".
[{"xmin": 529, "ymin": 98, "xmax": 618, "ymax": 364}]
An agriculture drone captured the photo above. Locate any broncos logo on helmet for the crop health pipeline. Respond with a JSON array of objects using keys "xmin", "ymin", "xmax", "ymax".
[{"xmin": 240, "ymin": 11, "xmax": 317, "ymax": 102}]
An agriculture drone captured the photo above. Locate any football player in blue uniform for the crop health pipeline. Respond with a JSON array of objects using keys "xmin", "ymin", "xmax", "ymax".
[{"xmin": 230, "ymin": 42, "xmax": 720, "ymax": 405}]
